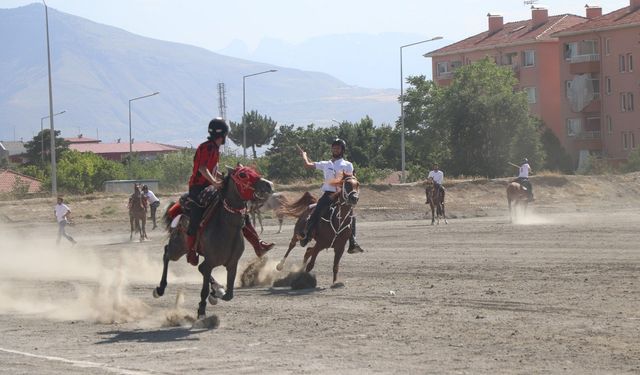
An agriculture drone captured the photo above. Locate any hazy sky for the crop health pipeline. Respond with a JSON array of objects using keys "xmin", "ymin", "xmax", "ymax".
[{"xmin": 4, "ymin": 0, "xmax": 630, "ymax": 52}]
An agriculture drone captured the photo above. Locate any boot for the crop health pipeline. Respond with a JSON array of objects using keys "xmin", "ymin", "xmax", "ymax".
[
  {"xmin": 243, "ymin": 220, "xmax": 274, "ymax": 257},
  {"xmin": 186, "ymin": 235, "xmax": 198, "ymax": 266}
]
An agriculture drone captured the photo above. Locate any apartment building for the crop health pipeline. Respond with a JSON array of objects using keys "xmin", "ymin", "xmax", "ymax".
[{"xmin": 553, "ymin": 1, "xmax": 640, "ymax": 166}]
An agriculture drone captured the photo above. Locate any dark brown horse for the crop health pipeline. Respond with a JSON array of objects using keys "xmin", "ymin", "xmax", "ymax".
[
  {"xmin": 152, "ymin": 165, "xmax": 273, "ymax": 319},
  {"xmin": 276, "ymin": 174, "xmax": 360, "ymax": 285},
  {"xmin": 248, "ymin": 192, "xmax": 288, "ymax": 234},
  {"xmin": 129, "ymin": 184, "xmax": 148, "ymax": 242},
  {"xmin": 425, "ymin": 179, "xmax": 447, "ymax": 225},
  {"xmin": 506, "ymin": 181, "xmax": 529, "ymax": 223}
]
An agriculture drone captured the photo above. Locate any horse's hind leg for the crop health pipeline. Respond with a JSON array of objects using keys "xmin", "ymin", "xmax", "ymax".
[
  {"xmin": 304, "ymin": 245, "xmax": 321, "ymax": 273},
  {"xmin": 441, "ymin": 203, "xmax": 448, "ymax": 224},
  {"xmin": 130, "ymin": 216, "xmax": 134, "ymax": 241},
  {"xmin": 276, "ymin": 235, "xmax": 299, "ymax": 271},
  {"xmin": 332, "ymin": 246, "xmax": 346, "ymax": 284},
  {"xmin": 277, "ymin": 216, "xmax": 284, "ymax": 234},
  {"xmin": 154, "ymin": 245, "xmax": 171, "ymax": 298},
  {"xmin": 430, "ymin": 204, "xmax": 436, "ymax": 225}
]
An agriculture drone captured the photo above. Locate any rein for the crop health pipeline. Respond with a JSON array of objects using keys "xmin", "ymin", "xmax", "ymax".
[
  {"xmin": 322, "ymin": 179, "xmax": 357, "ymax": 248},
  {"xmin": 223, "ymin": 199, "xmax": 247, "ymax": 215}
]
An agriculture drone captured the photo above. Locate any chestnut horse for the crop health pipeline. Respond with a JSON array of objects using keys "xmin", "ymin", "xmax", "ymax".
[
  {"xmin": 152, "ymin": 165, "xmax": 273, "ymax": 319},
  {"xmin": 425, "ymin": 179, "xmax": 447, "ymax": 225},
  {"xmin": 506, "ymin": 181, "xmax": 529, "ymax": 222},
  {"xmin": 276, "ymin": 174, "xmax": 360, "ymax": 285},
  {"xmin": 129, "ymin": 184, "xmax": 148, "ymax": 242}
]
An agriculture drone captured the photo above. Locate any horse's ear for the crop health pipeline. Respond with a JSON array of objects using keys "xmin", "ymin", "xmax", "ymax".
[{"xmin": 226, "ymin": 166, "xmax": 234, "ymax": 175}]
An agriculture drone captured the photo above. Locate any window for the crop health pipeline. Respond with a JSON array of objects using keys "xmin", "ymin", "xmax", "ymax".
[
  {"xmin": 605, "ymin": 76, "xmax": 611, "ymax": 95},
  {"xmin": 606, "ymin": 116, "xmax": 613, "ymax": 135},
  {"xmin": 522, "ymin": 50, "xmax": 535, "ymax": 67},
  {"xmin": 621, "ymin": 92, "xmax": 635, "ymax": 112},
  {"xmin": 501, "ymin": 52, "xmax": 518, "ymax": 66},
  {"xmin": 565, "ymin": 80, "xmax": 573, "ymax": 98},
  {"xmin": 566, "ymin": 118, "xmax": 582, "ymax": 136},
  {"xmin": 628, "ymin": 53, "xmax": 634, "ymax": 72},
  {"xmin": 632, "ymin": 132, "xmax": 637, "ymax": 149},
  {"xmin": 627, "ymin": 93, "xmax": 635, "ymax": 111},
  {"xmin": 437, "ymin": 62, "xmax": 449, "ymax": 76},
  {"xmin": 605, "ymin": 38, "xmax": 611, "ymax": 55},
  {"xmin": 450, "ymin": 61, "xmax": 463, "ymax": 71},
  {"xmin": 524, "ymin": 87, "xmax": 537, "ymax": 103},
  {"xmin": 590, "ymin": 75, "xmax": 600, "ymax": 98},
  {"xmin": 619, "ymin": 55, "xmax": 626, "ymax": 72},
  {"xmin": 564, "ymin": 40, "xmax": 598, "ymax": 60},
  {"xmin": 623, "ymin": 132, "xmax": 629, "ymax": 150}
]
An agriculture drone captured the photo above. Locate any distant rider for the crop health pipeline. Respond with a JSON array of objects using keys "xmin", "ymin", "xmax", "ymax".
[
  {"xmin": 515, "ymin": 158, "xmax": 534, "ymax": 202},
  {"xmin": 141, "ymin": 184, "xmax": 160, "ymax": 229},
  {"xmin": 426, "ymin": 162, "xmax": 445, "ymax": 205}
]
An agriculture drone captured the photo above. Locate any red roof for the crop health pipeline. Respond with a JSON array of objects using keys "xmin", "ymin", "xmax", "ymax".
[
  {"xmin": 553, "ymin": 5, "xmax": 640, "ymax": 36},
  {"xmin": 426, "ymin": 14, "xmax": 587, "ymax": 57},
  {"xmin": 70, "ymin": 142, "xmax": 182, "ymax": 154},
  {"xmin": 65, "ymin": 136, "xmax": 101, "ymax": 144},
  {"xmin": 0, "ymin": 169, "xmax": 42, "ymax": 194}
]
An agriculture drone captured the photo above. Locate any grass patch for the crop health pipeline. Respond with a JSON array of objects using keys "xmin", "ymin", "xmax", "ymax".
[{"xmin": 101, "ymin": 206, "xmax": 117, "ymax": 215}]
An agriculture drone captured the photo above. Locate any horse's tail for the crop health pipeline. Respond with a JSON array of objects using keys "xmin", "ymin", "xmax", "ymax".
[
  {"xmin": 277, "ymin": 191, "xmax": 317, "ymax": 218},
  {"xmin": 162, "ymin": 201, "xmax": 178, "ymax": 232}
]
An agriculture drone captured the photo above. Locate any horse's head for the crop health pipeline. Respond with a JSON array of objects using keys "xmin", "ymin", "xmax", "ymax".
[
  {"xmin": 227, "ymin": 165, "xmax": 273, "ymax": 201},
  {"xmin": 340, "ymin": 174, "xmax": 360, "ymax": 206}
]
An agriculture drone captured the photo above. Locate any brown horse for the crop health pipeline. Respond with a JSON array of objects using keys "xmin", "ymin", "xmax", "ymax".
[
  {"xmin": 248, "ymin": 192, "xmax": 288, "ymax": 234},
  {"xmin": 276, "ymin": 174, "xmax": 360, "ymax": 285},
  {"xmin": 425, "ymin": 179, "xmax": 447, "ymax": 225},
  {"xmin": 152, "ymin": 165, "xmax": 273, "ymax": 319},
  {"xmin": 129, "ymin": 184, "xmax": 148, "ymax": 242},
  {"xmin": 506, "ymin": 181, "xmax": 529, "ymax": 222}
]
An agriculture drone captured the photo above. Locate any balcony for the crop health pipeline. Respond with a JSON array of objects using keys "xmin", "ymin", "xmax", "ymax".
[
  {"xmin": 581, "ymin": 96, "xmax": 601, "ymax": 113},
  {"xmin": 569, "ymin": 54, "xmax": 600, "ymax": 74}
]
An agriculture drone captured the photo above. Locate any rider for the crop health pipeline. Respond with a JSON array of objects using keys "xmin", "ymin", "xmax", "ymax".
[
  {"xmin": 426, "ymin": 162, "xmax": 445, "ymax": 205},
  {"xmin": 515, "ymin": 158, "xmax": 534, "ymax": 202},
  {"xmin": 298, "ymin": 138, "xmax": 363, "ymax": 254},
  {"xmin": 141, "ymin": 184, "xmax": 160, "ymax": 230},
  {"xmin": 185, "ymin": 118, "xmax": 274, "ymax": 266}
]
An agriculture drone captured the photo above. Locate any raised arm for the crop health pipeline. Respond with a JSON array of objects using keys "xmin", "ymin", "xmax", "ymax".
[{"xmin": 297, "ymin": 145, "xmax": 315, "ymax": 169}]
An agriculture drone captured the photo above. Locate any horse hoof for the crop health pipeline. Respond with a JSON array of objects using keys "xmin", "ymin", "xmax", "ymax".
[
  {"xmin": 276, "ymin": 262, "xmax": 284, "ymax": 271},
  {"xmin": 208, "ymin": 294, "xmax": 218, "ymax": 305},
  {"xmin": 153, "ymin": 288, "xmax": 163, "ymax": 298},
  {"xmin": 197, "ymin": 314, "xmax": 206, "ymax": 320}
]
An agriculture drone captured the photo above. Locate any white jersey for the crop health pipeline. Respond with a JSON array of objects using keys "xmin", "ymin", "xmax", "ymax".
[
  {"xmin": 144, "ymin": 190, "xmax": 160, "ymax": 204},
  {"xmin": 428, "ymin": 170, "xmax": 444, "ymax": 185},
  {"xmin": 518, "ymin": 163, "xmax": 531, "ymax": 178},
  {"xmin": 315, "ymin": 158, "xmax": 354, "ymax": 192},
  {"xmin": 54, "ymin": 203, "xmax": 71, "ymax": 223}
]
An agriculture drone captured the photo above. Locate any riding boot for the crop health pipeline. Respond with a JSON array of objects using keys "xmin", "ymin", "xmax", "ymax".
[
  {"xmin": 186, "ymin": 235, "xmax": 198, "ymax": 266},
  {"xmin": 243, "ymin": 216, "xmax": 274, "ymax": 257}
]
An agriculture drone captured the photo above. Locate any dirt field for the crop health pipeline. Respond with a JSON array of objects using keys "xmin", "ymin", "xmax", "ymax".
[{"xmin": 1, "ymin": 174, "xmax": 639, "ymax": 374}]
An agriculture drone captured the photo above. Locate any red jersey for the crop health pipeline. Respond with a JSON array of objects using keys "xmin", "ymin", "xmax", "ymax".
[{"xmin": 189, "ymin": 140, "xmax": 220, "ymax": 187}]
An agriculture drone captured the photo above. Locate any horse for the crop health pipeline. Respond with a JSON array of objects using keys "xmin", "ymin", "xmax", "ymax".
[
  {"xmin": 506, "ymin": 181, "xmax": 529, "ymax": 223},
  {"xmin": 153, "ymin": 165, "xmax": 273, "ymax": 319},
  {"xmin": 425, "ymin": 178, "xmax": 447, "ymax": 225},
  {"xmin": 248, "ymin": 192, "xmax": 288, "ymax": 234},
  {"xmin": 276, "ymin": 174, "xmax": 360, "ymax": 285},
  {"xmin": 129, "ymin": 184, "xmax": 148, "ymax": 242}
]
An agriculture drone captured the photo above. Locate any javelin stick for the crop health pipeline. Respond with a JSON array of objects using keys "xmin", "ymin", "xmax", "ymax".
[{"xmin": 508, "ymin": 162, "xmax": 520, "ymax": 168}]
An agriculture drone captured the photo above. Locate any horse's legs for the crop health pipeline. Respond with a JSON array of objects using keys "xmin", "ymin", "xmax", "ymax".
[
  {"xmin": 153, "ymin": 245, "xmax": 171, "ymax": 298},
  {"xmin": 508, "ymin": 198, "xmax": 513, "ymax": 223},
  {"xmin": 332, "ymin": 246, "xmax": 346, "ymax": 284},
  {"xmin": 277, "ymin": 215, "xmax": 284, "ymax": 234},
  {"xmin": 276, "ymin": 234, "xmax": 299, "ymax": 271},
  {"xmin": 130, "ymin": 216, "xmax": 134, "ymax": 241},
  {"xmin": 440, "ymin": 202, "xmax": 448, "ymax": 224},
  {"xmin": 221, "ymin": 258, "xmax": 239, "ymax": 302},
  {"xmin": 430, "ymin": 203, "xmax": 436, "ymax": 225},
  {"xmin": 197, "ymin": 261, "xmax": 213, "ymax": 319},
  {"xmin": 304, "ymin": 245, "xmax": 321, "ymax": 273},
  {"xmin": 141, "ymin": 216, "xmax": 148, "ymax": 241}
]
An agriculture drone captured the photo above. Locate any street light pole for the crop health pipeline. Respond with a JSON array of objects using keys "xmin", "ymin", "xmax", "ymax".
[
  {"xmin": 242, "ymin": 69, "xmax": 277, "ymax": 158},
  {"xmin": 40, "ymin": 110, "xmax": 65, "ymax": 164},
  {"xmin": 128, "ymin": 91, "xmax": 159, "ymax": 168},
  {"xmin": 400, "ymin": 36, "xmax": 443, "ymax": 183},
  {"xmin": 42, "ymin": 0, "xmax": 59, "ymax": 195}
]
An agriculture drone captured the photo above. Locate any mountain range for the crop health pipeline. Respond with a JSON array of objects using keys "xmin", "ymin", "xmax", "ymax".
[{"xmin": 0, "ymin": 4, "xmax": 404, "ymax": 147}]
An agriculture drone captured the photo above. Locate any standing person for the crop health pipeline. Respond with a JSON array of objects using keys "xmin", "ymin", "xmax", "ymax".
[
  {"xmin": 54, "ymin": 196, "xmax": 76, "ymax": 245},
  {"xmin": 185, "ymin": 117, "xmax": 274, "ymax": 266},
  {"xmin": 514, "ymin": 158, "xmax": 534, "ymax": 201},
  {"xmin": 426, "ymin": 162, "xmax": 445, "ymax": 204},
  {"xmin": 141, "ymin": 185, "xmax": 160, "ymax": 229},
  {"xmin": 298, "ymin": 138, "xmax": 363, "ymax": 254}
]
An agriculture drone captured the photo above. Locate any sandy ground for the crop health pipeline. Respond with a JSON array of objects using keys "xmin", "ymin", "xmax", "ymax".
[{"xmin": 0, "ymin": 175, "xmax": 639, "ymax": 374}]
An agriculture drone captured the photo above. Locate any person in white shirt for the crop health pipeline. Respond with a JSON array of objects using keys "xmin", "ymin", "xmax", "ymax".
[
  {"xmin": 298, "ymin": 138, "xmax": 363, "ymax": 253},
  {"xmin": 54, "ymin": 196, "xmax": 76, "ymax": 245},
  {"xmin": 141, "ymin": 185, "xmax": 160, "ymax": 229},
  {"xmin": 426, "ymin": 162, "xmax": 445, "ymax": 204},
  {"xmin": 514, "ymin": 158, "xmax": 534, "ymax": 201}
]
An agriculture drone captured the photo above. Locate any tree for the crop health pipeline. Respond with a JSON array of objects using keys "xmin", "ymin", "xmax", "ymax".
[
  {"xmin": 509, "ymin": 117, "xmax": 546, "ymax": 174},
  {"xmin": 57, "ymin": 150, "xmax": 126, "ymax": 194},
  {"xmin": 540, "ymin": 126, "xmax": 574, "ymax": 173},
  {"xmin": 433, "ymin": 58, "xmax": 534, "ymax": 177},
  {"xmin": 228, "ymin": 110, "xmax": 278, "ymax": 158},
  {"xmin": 23, "ymin": 129, "xmax": 69, "ymax": 167}
]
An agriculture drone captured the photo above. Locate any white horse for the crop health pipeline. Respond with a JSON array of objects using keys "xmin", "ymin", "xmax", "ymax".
[{"xmin": 248, "ymin": 192, "xmax": 288, "ymax": 234}]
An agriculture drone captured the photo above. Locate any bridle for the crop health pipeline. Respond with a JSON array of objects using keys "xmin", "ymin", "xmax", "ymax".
[{"xmin": 340, "ymin": 176, "xmax": 359, "ymax": 204}]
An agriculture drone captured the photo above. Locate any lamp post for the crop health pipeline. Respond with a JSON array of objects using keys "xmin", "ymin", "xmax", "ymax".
[
  {"xmin": 42, "ymin": 0, "xmax": 60, "ymax": 195},
  {"xmin": 40, "ymin": 110, "xmax": 65, "ymax": 164},
  {"xmin": 242, "ymin": 69, "xmax": 277, "ymax": 158},
  {"xmin": 400, "ymin": 36, "xmax": 443, "ymax": 183},
  {"xmin": 128, "ymin": 91, "xmax": 159, "ymax": 165}
]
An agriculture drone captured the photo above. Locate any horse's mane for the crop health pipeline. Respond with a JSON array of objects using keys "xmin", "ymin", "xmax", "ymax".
[
  {"xmin": 278, "ymin": 191, "xmax": 317, "ymax": 218},
  {"xmin": 327, "ymin": 172, "xmax": 356, "ymax": 188}
]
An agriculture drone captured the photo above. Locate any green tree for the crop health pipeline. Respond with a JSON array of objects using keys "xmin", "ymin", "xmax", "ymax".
[
  {"xmin": 57, "ymin": 151, "xmax": 126, "ymax": 194},
  {"xmin": 23, "ymin": 129, "xmax": 69, "ymax": 167},
  {"xmin": 433, "ymin": 58, "xmax": 533, "ymax": 177},
  {"xmin": 228, "ymin": 110, "xmax": 278, "ymax": 159},
  {"xmin": 540, "ymin": 127, "xmax": 574, "ymax": 173},
  {"xmin": 509, "ymin": 117, "xmax": 546, "ymax": 174}
]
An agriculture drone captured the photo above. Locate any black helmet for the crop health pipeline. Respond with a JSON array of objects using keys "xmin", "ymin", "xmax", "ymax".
[
  {"xmin": 522, "ymin": 158, "xmax": 529, "ymax": 163},
  {"xmin": 332, "ymin": 138, "xmax": 347, "ymax": 150},
  {"xmin": 208, "ymin": 118, "xmax": 229, "ymax": 141}
]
